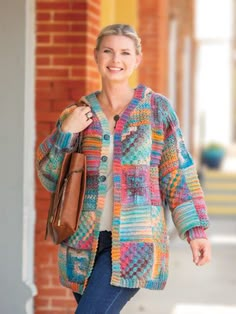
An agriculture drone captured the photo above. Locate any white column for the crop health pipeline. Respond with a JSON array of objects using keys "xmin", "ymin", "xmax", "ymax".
[{"xmin": 23, "ymin": 0, "xmax": 37, "ymax": 312}]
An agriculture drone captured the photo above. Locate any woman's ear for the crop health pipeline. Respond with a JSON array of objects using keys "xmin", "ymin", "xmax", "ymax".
[
  {"xmin": 135, "ymin": 54, "xmax": 142, "ymax": 69},
  {"xmin": 94, "ymin": 48, "xmax": 98, "ymax": 64}
]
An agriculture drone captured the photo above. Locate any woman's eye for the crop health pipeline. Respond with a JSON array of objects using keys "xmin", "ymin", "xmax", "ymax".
[
  {"xmin": 103, "ymin": 49, "xmax": 111, "ymax": 53},
  {"xmin": 122, "ymin": 51, "xmax": 130, "ymax": 55}
]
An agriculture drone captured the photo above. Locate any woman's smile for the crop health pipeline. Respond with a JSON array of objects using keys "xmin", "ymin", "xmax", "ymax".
[
  {"xmin": 107, "ymin": 66, "xmax": 123, "ymax": 72},
  {"xmin": 94, "ymin": 35, "xmax": 141, "ymax": 82}
]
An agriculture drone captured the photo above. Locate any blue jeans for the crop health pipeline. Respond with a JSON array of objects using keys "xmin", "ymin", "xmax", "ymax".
[{"xmin": 73, "ymin": 231, "xmax": 139, "ymax": 314}]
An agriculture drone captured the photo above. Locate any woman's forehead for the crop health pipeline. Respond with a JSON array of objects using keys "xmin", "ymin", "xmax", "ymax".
[{"xmin": 99, "ymin": 35, "xmax": 136, "ymax": 49}]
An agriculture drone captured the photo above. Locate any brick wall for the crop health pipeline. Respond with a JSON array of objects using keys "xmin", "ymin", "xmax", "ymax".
[
  {"xmin": 35, "ymin": 1, "xmax": 100, "ymax": 313},
  {"xmin": 138, "ymin": 0, "xmax": 169, "ymax": 95}
]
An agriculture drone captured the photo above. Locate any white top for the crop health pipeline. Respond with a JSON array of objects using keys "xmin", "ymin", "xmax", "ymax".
[{"xmin": 99, "ymin": 135, "xmax": 114, "ymax": 231}]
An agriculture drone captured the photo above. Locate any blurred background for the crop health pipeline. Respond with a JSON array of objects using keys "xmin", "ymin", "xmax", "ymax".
[{"xmin": 0, "ymin": 0, "xmax": 235, "ymax": 313}]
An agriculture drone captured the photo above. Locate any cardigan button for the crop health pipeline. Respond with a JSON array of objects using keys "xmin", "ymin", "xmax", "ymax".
[
  {"xmin": 99, "ymin": 175, "xmax": 106, "ymax": 182},
  {"xmin": 103, "ymin": 134, "xmax": 110, "ymax": 140},
  {"xmin": 101, "ymin": 156, "xmax": 108, "ymax": 162}
]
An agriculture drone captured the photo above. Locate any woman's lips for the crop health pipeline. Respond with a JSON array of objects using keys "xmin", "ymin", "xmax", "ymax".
[{"xmin": 107, "ymin": 66, "xmax": 123, "ymax": 72}]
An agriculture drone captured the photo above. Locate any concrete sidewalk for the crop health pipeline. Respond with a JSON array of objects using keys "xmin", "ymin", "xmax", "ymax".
[{"xmin": 122, "ymin": 215, "xmax": 236, "ymax": 314}]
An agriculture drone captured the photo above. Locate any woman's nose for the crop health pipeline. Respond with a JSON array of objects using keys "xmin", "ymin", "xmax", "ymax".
[{"xmin": 112, "ymin": 53, "xmax": 120, "ymax": 63}]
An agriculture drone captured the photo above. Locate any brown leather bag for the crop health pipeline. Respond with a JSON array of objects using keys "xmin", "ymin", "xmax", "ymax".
[{"xmin": 45, "ymin": 132, "xmax": 86, "ymax": 245}]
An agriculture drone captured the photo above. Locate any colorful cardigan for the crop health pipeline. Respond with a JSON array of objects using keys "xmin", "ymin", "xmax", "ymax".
[{"xmin": 36, "ymin": 84, "xmax": 209, "ymax": 294}]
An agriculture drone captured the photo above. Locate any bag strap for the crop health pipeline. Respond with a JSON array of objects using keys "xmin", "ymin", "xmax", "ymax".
[
  {"xmin": 76, "ymin": 131, "xmax": 83, "ymax": 153},
  {"xmin": 75, "ymin": 98, "xmax": 90, "ymax": 153}
]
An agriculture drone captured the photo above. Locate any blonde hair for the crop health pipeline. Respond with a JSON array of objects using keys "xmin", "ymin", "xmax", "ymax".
[{"xmin": 95, "ymin": 24, "xmax": 142, "ymax": 55}]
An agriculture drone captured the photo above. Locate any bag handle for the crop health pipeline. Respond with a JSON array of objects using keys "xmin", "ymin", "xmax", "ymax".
[
  {"xmin": 75, "ymin": 97, "xmax": 90, "ymax": 153},
  {"xmin": 76, "ymin": 131, "xmax": 83, "ymax": 153}
]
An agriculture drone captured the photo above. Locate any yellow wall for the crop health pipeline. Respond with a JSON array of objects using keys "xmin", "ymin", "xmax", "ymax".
[{"xmin": 100, "ymin": 0, "xmax": 138, "ymax": 87}]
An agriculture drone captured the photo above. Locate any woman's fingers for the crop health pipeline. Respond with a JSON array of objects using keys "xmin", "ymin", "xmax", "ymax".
[
  {"xmin": 190, "ymin": 238, "xmax": 211, "ymax": 266},
  {"xmin": 61, "ymin": 105, "xmax": 93, "ymax": 133},
  {"xmin": 198, "ymin": 245, "xmax": 211, "ymax": 266}
]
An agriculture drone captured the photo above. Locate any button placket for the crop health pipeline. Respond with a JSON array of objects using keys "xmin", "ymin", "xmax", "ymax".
[
  {"xmin": 99, "ymin": 175, "xmax": 106, "ymax": 182},
  {"xmin": 103, "ymin": 134, "xmax": 110, "ymax": 141},
  {"xmin": 101, "ymin": 156, "xmax": 108, "ymax": 162}
]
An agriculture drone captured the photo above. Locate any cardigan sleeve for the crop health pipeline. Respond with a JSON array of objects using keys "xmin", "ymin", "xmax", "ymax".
[
  {"xmin": 36, "ymin": 105, "xmax": 79, "ymax": 192},
  {"xmin": 158, "ymin": 96, "xmax": 209, "ymax": 240}
]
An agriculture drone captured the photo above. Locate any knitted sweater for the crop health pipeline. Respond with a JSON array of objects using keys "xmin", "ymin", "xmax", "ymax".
[{"xmin": 36, "ymin": 84, "xmax": 209, "ymax": 294}]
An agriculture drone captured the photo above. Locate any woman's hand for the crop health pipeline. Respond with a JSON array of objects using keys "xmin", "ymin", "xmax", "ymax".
[
  {"xmin": 61, "ymin": 100, "xmax": 93, "ymax": 133},
  {"xmin": 189, "ymin": 238, "xmax": 211, "ymax": 266}
]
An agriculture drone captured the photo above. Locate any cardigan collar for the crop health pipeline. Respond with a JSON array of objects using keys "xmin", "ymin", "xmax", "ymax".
[{"xmin": 85, "ymin": 84, "xmax": 150, "ymax": 136}]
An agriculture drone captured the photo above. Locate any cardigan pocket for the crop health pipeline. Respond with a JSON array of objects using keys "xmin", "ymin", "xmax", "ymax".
[{"xmin": 66, "ymin": 247, "xmax": 91, "ymax": 284}]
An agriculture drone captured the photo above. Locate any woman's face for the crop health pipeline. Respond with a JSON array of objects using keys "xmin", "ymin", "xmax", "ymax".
[{"xmin": 94, "ymin": 35, "xmax": 142, "ymax": 82}]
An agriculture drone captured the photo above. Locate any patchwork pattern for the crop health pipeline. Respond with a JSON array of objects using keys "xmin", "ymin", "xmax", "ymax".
[
  {"xmin": 151, "ymin": 206, "xmax": 166, "ymax": 241},
  {"xmin": 83, "ymin": 174, "xmax": 99, "ymax": 211},
  {"xmin": 64, "ymin": 211, "xmax": 96, "ymax": 249},
  {"xmin": 122, "ymin": 166, "xmax": 151, "ymax": 206},
  {"xmin": 120, "ymin": 205, "xmax": 153, "ymax": 241},
  {"xmin": 150, "ymin": 129, "xmax": 164, "ymax": 166},
  {"xmin": 122, "ymin": 125, "xmax": 151, "ymax": 165},
  {"xmin": 36, "ymin": 84, "xmax": 209, "ymax": 293},
  {"xmin": 150, "ymin": 167, "xmax": 162, "ymax": 205},
  {"xmin": 120, "ymin": 242, "xmax": 153, "ymax": 280},
  {"xmin": 67, "ymin": 247, "xmax": 91, "ymax": 284}
]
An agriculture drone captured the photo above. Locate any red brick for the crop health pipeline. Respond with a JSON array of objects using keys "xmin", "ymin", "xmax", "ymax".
[
  {"xmin": 51, "ymin": 299, "xmax": 76, "ymax": 308},
  {"xmin": 36, "ymin": 80, "xmax": 53, "ymax": 89},
  {"xmin": 87, "ymin": 11, "xmax": 99, "ymax": 25},
  {"xmin": 35, "ymin": 246, "xmax": 57, "ymax": 260},
  {"xmin": 35, "ymin": 273, "xmax": 51, "ymax": 287},
  {"xmin": 51, "ymin": 99, "xmax": 74, "ymax": 111},
  {"xmin": 36, "ymin": 311, "xmax": 70, "ymax": 314},
  {"xmin": 38, "ymin": 287, "xmax": 66, "ymax": 297},
  {"xmin": 70, "ymin": 68, "xmax": 86, "ymax": 78},
  {"xmin": 87, "ymin": 2, "xmax": 100, "ymax": 17},
  {"xmin": 70, "ymin": 45, "xmax": 87, "ymax": 54},
  {"xmin": 37, "ymin": 68, "xmax": 69, "ymax": 78},
  {"xmin": 37, "ymin": 35, "xmax": 51, "ymax": 43},
  {"xmin": 36, "ymin": 122, "xmax": 51, "ymax": 134},
  {"xmin": 71, "ymin": 2, "xmax": 87, "ymax": 10},
  {"xmin": 36, "ymin": 87, "xmax": 70, "ymax": 101},
  {"xmin": 51, "ymin": 277, "xmax": 62, "ymax": 286},
  {"xmin": 34, "ymin": 297, "xmax": 50, "ymax": 308},
  {"xmin": 35, "ymin": 188, "xmax": 50, "ymax": 200},
  {"xmin": 37, "ymin": 57, "xmax": 51, "ymax": 66},
  {"xmin": 54, "ymin": 12, "xmax": 85, "ymax": 22},
  {"xmin": 37, "ymin": 2, "xmax": 70, "ymax": 11},
  {"xmin": 37, "ymin": 13, "xmax": 51, "ymax": 21},
  {"xmin": 70, "ymin": 24, "xmax": 87, "ymax": 32},
  {"xmin": 53, "ymin": 34, "xmax": 86, "ymax": 44},
  {"xmin": 53, "ymin": 56, "xmax": 85, "ymax": 66},
  {"xmin": 37, "ymin": 112, "xmax": 61, "ymax": 122},
  {"xmin": 37, "ymin": 23, "xmax": 70, "ymax": 33},
  {"xmin": 37, "ymin": 46, "xmax": 70, "ymax": 55},
  {"xmin": 53, "ymin": 80, "xmax": 81, "ymax": 89}
]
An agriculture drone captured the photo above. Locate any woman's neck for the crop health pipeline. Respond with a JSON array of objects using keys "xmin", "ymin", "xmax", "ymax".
[{"xmin": 99, "ymin": 81, "xmax": 134, "ymax": 111}]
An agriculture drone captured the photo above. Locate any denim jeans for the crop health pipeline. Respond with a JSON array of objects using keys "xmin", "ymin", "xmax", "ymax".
[{"xmin": 73, "ymin": 231, "xmax": 139, "ymax": 314}]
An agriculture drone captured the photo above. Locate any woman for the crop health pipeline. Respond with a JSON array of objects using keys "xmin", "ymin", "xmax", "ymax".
[{"xmin": 36, "ymin": 24, "xmax": 211, "ymax": 313}]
